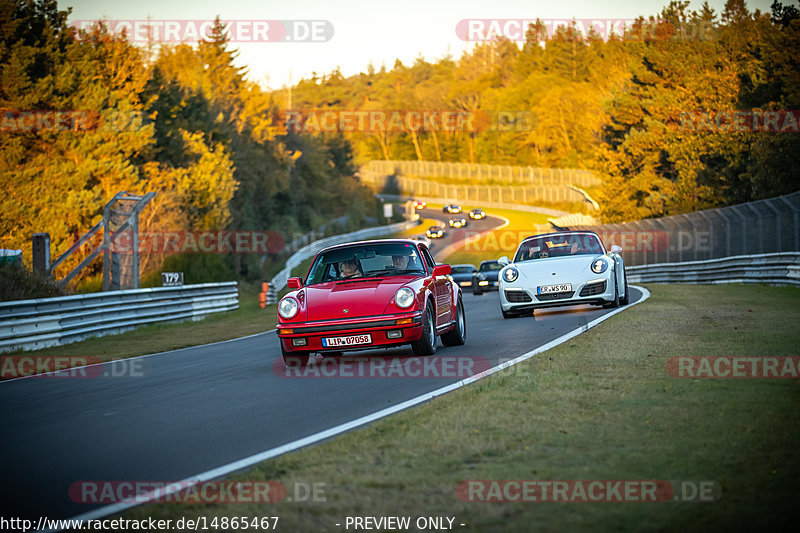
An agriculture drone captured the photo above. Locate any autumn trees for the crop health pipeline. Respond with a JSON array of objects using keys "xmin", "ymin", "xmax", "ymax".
[
  {"xmin": 1, "ymin": 0, "xmax": 372, "ymax": 286},
  {"xmin": 288, "ymin": 1, "xmax": 799, "ymax": 222}
]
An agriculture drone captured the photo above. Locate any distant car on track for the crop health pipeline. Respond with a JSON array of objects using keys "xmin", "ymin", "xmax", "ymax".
[
  {"xmin": 498, "ymin": 231, "xmax": 629, "ymax": 318},
  {"xmin": 443, "ymin": 204, "xmax": 462, "ymax": 214},
  {"xmin": 469, "ymin": 208, "xmax": 486, "ymax": 220},
  {"xmin": 472, "ymin": 260, "xmax": 502, "ymax": 295},
  {"xmin": 449, "ymin": 264, "xmax": 478, "ymax": 289},
  {"xmin": 412, "ymin": 200, "xmax": 427, "ymax": 209},
  {"xmin": 426, "ymin": 226, "xmax": 445, "ymax": 239},
  {"xmin": 448, "ymin": 217, "xmax": 468, "ymax": 228},
  {"xmin": 276, "ymin": 239, "xmax": 466, "ymax": 366}
]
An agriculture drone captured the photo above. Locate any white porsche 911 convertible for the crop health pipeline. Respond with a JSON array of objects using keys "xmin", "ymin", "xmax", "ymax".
[{"xmin": 498, "ymin": 231, "xmax": 629, "ymax": 318}]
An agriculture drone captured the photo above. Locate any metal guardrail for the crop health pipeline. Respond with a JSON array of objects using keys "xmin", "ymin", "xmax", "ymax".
[
  {"xmin": 270, "ymin": 220, "xmax": 418, "ymax": 292},
  {"xmin": 626, "ymin": 253, "xmax": 800, "ymax": 286},
  {"xmin": 0, "ymin": 282, "xmax": 239, "ymax": 353}
]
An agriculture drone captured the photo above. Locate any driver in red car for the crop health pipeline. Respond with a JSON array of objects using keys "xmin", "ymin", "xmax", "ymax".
[
  {"xmin": 338, "ymin": 258, "xmax": 362, "ymax": 279},
  {"xmin": 392, "ymin": 254, "xmax": 410, "ymax": 270}
]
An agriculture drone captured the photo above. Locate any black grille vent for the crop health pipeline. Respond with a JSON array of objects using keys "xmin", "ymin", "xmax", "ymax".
[
  {"xmin": 580, "ymin": 281, "xmax": 606, "ymax": 296},
  {"xmin": 505, "ymin": 290, "xmax": 532, "ymax": 303}
]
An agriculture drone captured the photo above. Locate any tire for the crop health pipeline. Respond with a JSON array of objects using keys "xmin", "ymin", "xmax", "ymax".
[
  {"xmin": 603, "ymin": 273, "xmax": 620, "ymax": 309},
  {"xmin": 441, "ymin": 298, "xmax": 466, "ymax": 346},
  {"xmin": 281, "ymin": 343, "xmax": 310, "ymax": 368},
  {"xmin": 619, "ymin": 268, "xmax": 630, "ymax": 306},
  {"xmin": 412, "ymin": 302, "xmax": 437, "ymax": 356},
  {"xmin": 473, "ymin": 285, "xmax": 482, "ymax": 296}
]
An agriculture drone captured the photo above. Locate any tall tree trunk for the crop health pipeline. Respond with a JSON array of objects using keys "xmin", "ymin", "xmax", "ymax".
[
  {"xmin": 408, "ymin": 128, "xmax": 424, "ymax": 160},
  {"xmin": 430, "ymin": 129, "xmax": 442, "ymax": 161}
]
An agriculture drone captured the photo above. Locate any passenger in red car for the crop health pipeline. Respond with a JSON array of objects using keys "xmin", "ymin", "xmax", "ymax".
[{"xmin": 339, "ymin": 258, "xmax": 362, "ymax": 279}]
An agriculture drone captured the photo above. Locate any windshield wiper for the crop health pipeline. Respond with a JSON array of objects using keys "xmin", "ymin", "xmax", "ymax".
[
  {"xmin": 366, "ymin": 269, "xmax": 424, "ymax": 277},
  {"xmin": 335, "ymin": 277, "xmax": 382, "ymax": 284}
]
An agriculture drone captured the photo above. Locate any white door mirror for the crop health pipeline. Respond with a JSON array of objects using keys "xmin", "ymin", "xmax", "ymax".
[
  {"xmin": 498, "ymin": 256, "xmax": 509, "ymax": 266},
  {"xmin": 609, "ymin": 245, "xmax": 622, "ymax": 254}
]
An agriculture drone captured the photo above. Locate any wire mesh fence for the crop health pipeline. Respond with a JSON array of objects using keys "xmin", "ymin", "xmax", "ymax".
[
  {"xmin": 570, "ymin": 192, "xmax": 800, "ymax": 266},
  {"xmin": 361, "ymin": 160, "xmax": 600, "ymax": 187}
]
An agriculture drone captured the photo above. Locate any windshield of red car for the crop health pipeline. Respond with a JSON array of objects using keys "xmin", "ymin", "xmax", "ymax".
[
  {"xmin": 514, "ymin": 234, "xmax": 605, "ymax": 262},
  {"xmin": 305, "ymin": 243, "xmax": 427, "ymax": 285}
]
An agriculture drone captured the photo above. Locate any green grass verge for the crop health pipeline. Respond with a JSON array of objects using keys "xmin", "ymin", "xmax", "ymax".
[
  {"xmin": 121, "ymin": 284, "xmax": 800, "ymax": 531},
  {"xmin": 0, "ymin": 282, "xmax": 275, "ymax": 369}
]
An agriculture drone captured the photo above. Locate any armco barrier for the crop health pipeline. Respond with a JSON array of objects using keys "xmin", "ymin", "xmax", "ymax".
[
  {"xmin": 626, "ymin": 253, "xmax": 800, "ymax": 286},
  {"xmin": 270, "ymin": 220, "xmax": 418, "ymax": 292},
  {"xmin": 0, "ymin": 282, "xmax": 239, "ymax": 353}
]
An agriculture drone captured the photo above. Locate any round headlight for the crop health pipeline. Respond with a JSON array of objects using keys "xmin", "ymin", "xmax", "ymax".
[
  {"xmin": 394, "ymin": 287, "xmax": 414, "ymax": 308},
  {"xmin": 591, "ymin": 258, "xmax": 608, "ymax": 274},
  {"xmin": 394, "ymin": 287, "xmax": 415, "ymax": 308},
  {"xmin": 503, "ymin": 267, "xmax": 519, "ymax": 283},
  {"xmin": 278, "ymin": 297, "xmax": 298, "ymax": 319}
]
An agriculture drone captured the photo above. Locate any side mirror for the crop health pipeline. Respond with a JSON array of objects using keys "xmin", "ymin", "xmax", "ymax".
[
  {"xmin": 432, "ymin": 264, "xmax": 451, "ymax": 277},
  {"xmin": 498, "ymin": 256, "xmax": 510, "ymax": 266},
  {"xmin": 609, "ymin": 245, "xmax": 622, "ymax": 254},
  {"xmin": 287, "ymin": 277, "xmax": 303, "ymax": 289}
]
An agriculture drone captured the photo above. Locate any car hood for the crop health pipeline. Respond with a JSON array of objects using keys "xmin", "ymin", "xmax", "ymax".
[
  {"xmin": 513, "ymin": 255, "xmax": 604, "ymax": 280},
  {"xmin": 304, "ymin": 277, "xmax": 419, "ymax": 320}
]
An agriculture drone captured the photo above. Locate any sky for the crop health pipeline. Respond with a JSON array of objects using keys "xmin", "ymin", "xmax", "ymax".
[{"xmin": 64, "ymin": 0, "xmax": 779, "ymax": 91}]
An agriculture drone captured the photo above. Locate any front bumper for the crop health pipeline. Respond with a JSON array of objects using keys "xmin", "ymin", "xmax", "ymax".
[
  {"xmin": 499, "ymin": 278, "xmax": 613, "ymax": 311},
  {"xmin": 278, "ymin": 311, "xmax": 424, "ymax": 353}
]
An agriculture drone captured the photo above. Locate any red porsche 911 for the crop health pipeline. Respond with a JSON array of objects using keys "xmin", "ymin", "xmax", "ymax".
[{"xmin": 276, "ymin": 239, "xmax": 466, "ymax": 366}]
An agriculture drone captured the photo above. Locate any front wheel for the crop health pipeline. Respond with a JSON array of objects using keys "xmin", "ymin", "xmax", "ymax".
[
  {"xmin": 412, "ymin": 303, "xmax": 437, "ymax": 356},
  {"xmin": 619, "ymin": 268, "xmax": 630, "ymax": 306},
  {"xmin": 603, "ymin": 274, "xmax": 620, "ymax": 309},
  {"xmin": 441, "ymin": 298, "xmax": 466, "ymax": 346},
  {"xmin": 281, "ymin": 343, "xmax": 310, "ymax": 368}
]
